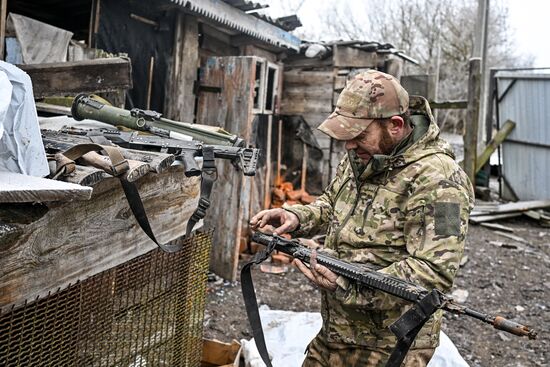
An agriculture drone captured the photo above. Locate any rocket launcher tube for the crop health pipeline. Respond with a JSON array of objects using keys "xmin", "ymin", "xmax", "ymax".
[{"xmin": 71, "ymin": 94, "xmax": 244, "ymax": 147}]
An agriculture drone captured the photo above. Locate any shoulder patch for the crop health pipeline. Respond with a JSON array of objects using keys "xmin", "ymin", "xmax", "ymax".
[{"xmin": 434, "ymin": 202, "xmax": 460, "ymax": 236}]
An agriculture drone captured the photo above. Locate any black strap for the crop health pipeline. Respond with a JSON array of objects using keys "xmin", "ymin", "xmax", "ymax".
[
  {"xmin": 119, "ymin": 178, "xmax": 186, "ymax": 253},
  {"xmin": 185, "ymin": 146, "xmax": 217, "ymax": 237},
  {"xmin": 119, "ymin": 146, "xmax": 218, "ymax": 252},
  {"xmin": 241, "ymin": 238, "xmax": 278, "ymax": 367},
  {"xmin": 386, "ymin": 289, "xmax": 443, "ymax": 367}
]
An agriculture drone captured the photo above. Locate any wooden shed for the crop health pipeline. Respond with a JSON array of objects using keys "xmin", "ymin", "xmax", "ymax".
[{"xmin": 0, "ymin": 0, "xmax": 302, "ymax": 282}]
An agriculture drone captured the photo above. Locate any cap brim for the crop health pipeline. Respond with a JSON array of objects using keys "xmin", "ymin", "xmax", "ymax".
[{"xmin": 317, "ymin": 112, "xmax": 374, "ymax": 140}]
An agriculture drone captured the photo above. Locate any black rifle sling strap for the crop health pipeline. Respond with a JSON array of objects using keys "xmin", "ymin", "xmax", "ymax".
[
  {"xmin": 386, "ymin": 289, "xmax": 443, "ymax": 367},
  {"xmin": 185, "ymin": 146, "xmax": 217, "ymax": 237},
  {"xmin": 120, "ymin": 146, "xmax": 218, "ymax": 252},
  {"xmin": 83, "ymin": 137, "xmax": 218, "ymax": 252},
  {"xmin": 240, "ymin": 239, "xmax": 277, "ymax": 367}
]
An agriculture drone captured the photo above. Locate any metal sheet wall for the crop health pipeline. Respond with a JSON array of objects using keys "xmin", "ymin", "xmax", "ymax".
[{"xmin": 497, "ymin": 72, "xmax": 550, "ymax": 200}]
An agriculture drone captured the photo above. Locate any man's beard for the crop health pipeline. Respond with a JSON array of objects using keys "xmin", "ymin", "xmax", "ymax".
[{"xmin": 379, "ymin": 126, "xmax": 396, "ymax": 155}]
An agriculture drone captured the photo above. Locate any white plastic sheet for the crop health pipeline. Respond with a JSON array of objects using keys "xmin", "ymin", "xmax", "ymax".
[
  {"xmin": 0, "ymin": 61, "xmax": 49, "ymax": 177},
  {"xmin": 242, "ymin": 307, "xmax": 469, "ymax": 367}
]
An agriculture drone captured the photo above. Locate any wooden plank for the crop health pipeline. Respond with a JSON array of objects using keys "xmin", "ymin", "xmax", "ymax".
[
  {"xmin": 0, "ymin": 172, "xmax": 92, "ymax": 203},
  {"xmin": 283, "ymin": 70, "xmax": 333, "ymax": 86},
  {"xmin": 0, "ymin": 166, "xmax": 200, "ymax": 310},
  {"xmin": 19, "ymin": 57, "xmax": 132, "ymax": 98},
  {"xmin": 469, "ymin": 212, "xmax": 522, "ymax": 224},
  {"xmin": 333, "ymin": 45, "xmax": 378, "ymax": 68},
  {"xmin": 494, "ymin": 230, "xmax": 529, "ymax": 245},
  {"xmin": 164, "ymin": 13, "xmax": 198, "ymax": 122},
  {"xmin": 471, "ymin": 200, "xmax": 550, "ymax": 216},
  {"xmin": 479, "ymin": 222, "xmax": 515, "ymax": 232},
  {"xmin": 429, "ymin": 100, "xmax": 468, "ymax": 109},
  {"xmin": 0, "ymin": 0, "xmax": 6, "ymax": 59},
  {"xmin": 475, "ymin": 119, "xmax": 515, "ymax": 173}
]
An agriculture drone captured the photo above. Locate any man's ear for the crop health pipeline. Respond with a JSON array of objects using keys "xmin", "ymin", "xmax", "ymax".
[{"xmin": 388, "ymin": 116, "xmax": 405, "ymax": 135}]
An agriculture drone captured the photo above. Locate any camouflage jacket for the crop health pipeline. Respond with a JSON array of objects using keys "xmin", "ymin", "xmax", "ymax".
[{"xmin": 284, "ymin": 96, "xmax": 475, "ymax": 351}]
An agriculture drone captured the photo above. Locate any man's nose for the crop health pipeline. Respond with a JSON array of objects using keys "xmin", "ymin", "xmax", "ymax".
[{"xmin": 345, "ymin": 140, "xmax": 357, "ymax": 150}]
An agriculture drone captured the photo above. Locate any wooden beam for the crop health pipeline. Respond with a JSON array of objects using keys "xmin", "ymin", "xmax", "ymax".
[
  {"xmin": 475, "ymin": 119, "xmax": 515, "ymax": 173},
  {"xmin": 18, "ymin": 57, "xmax": 132, "ymax": 98},
  {"xmin": 0, "ymin": 0, "xmax": 6, "ymax": 60},
  {"xmin": 0, "ymin": 172, "xmax": 92, "ymax": 203},
  {"xmin": 333, "ymin": 45, "xmax": 377, "ymax": 68},
  {"xmin": 429, "ymin": 100, "xmax": 468, "ymax": 109},
  {"xmin": 464, "ymin": 57, "xmax": 481, "ymax": 183}
]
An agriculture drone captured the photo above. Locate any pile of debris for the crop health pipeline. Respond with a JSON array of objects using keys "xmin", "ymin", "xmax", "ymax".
[{"xmin": 470, "ymin": 199, "xmax": 550, "ymax": 227}]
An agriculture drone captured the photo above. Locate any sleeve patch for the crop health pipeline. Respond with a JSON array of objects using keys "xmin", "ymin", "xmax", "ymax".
[{"xmin": 434, "ymin": 202, "xmax": 460, "ymax": 236}]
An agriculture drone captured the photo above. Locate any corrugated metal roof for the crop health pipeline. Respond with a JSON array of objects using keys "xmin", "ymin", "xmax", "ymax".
[
  {"xmin": 221, "ymin": 0, "xmax": 268, "ymax": 12},
  {"xmin": 496, "ymin": 71, "xmax": 550, "ymax": 200},
  {"xmin": 301, "ymin": 40, "xmax": 419, "ymax": 65},
  {"xmin": 170, "ymin": 0, "xmax": 301, "ymax": 50}
]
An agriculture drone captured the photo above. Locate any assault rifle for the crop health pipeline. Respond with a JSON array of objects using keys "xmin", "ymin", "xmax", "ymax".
[
  {"xmin": 56, "ymin": 127, "xmax": 260, "ymax": 177},
  {"xmin": 243, "ymin": 232, "xmax": 537, "ymax": 367}
]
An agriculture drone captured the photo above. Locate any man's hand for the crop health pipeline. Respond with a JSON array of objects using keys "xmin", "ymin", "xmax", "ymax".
[
  {"xmin": 250, "ymin": 208, "xmax": 299, "ymax": 235},
  {"xmin": 293, "ymin": 250, "xmax": 338, "ymax": 292}
]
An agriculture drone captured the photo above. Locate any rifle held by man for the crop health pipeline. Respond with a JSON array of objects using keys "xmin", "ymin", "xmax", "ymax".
[{"xmin": 251, "ymin": 232, "xmax": 537, "ymax": 340}]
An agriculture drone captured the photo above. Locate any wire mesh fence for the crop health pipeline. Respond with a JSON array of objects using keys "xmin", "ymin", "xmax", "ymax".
[{"xmin": 0, "ymin": 229, "xmax": 213, "ymax": 367}]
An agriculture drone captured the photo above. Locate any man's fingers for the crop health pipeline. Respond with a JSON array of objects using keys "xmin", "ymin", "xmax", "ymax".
[
  {"xmin": 293, "ymin": 259, "xmax": 316, "ymax": 283},
  {"xmin": 273, "ymin": 221, "xmax": 293, "ymax": 235},
  {"xmin": 314, "ymin": 264, "xmax": 338, "ymax": 282},
  {"xmin": 250, "ymin": 210, "xmax": 267, "ymax": 227}
]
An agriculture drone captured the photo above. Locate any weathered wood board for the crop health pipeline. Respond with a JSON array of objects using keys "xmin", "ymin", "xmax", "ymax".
[
  {"xmin": 0, "ymin": 167, "xmax": 200, "ymax": 311},
  {"xmin": 0, "ymin": 171, "xmax": 92, "ymax": 202},
  {"xmin": 18, "ymin": 57, "xmax": 132, "ymax": 98},
  {"xmin": 165, "ymin": 14, "xmax": 199, "ymax": 122},
  {"xmin": 280, "ymin": 70, "xmax": 333, "ymax": 117}
]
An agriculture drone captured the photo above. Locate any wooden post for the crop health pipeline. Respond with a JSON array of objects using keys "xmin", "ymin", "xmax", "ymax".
[
  {"xmin": 300, "ymin": 144, "xmax": 308, "ymax": 191},
  {"xmin": 275, "ymin": 119, "xmax": 283, "ymax": 186},
  {"xmin": 263, "ymin": 115, "xmax": 273, "ymax": 209},
  {"xmin": 0, "ymin": 0, "xmax": 7, "ymax": 60},
  {"xmin": 464, "ymin": 57, "xmax": 481, "ymax": 183},
  {"xmin": 146, "ymin": 56, "xmax": 154, "ymax": 109}
]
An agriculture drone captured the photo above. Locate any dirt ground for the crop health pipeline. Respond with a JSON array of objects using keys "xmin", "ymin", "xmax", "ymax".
[{"xmin": 203, "ymin": 216, "xmax": 549, "ymax": 367}]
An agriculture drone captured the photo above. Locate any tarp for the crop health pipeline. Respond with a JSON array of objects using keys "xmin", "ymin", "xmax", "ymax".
[
  {"xmin": 7, "ymin": 13, "xmax": 73, "ymax": 64},
  {"xmin": 241, "ymin": 307, "xmax": 469, "ymax": 367},
  {"xmin": 0, "ymin": 61, "xmax": 48, "ymax": 177}
]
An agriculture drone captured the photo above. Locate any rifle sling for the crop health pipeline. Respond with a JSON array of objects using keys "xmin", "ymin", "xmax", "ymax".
[
  {"xmin": 118, "ymin": 146, "xmax": 217, "ymax": 253},
  {"xmin": 54, "ymin": 139, "xmax": 218, "ymax": 253},
  {"xmin": 385, "ymin": 289, "xmax": 443, "ymax": 367},
  {"xmin": 240, "ymin": 240, "xmax": 277, "ymax": 367}
]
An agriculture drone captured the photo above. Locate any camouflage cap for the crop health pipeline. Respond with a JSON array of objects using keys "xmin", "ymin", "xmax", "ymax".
[{"xmin": 318, "ymin": 70, "xmax": 409, "ymax": 140}]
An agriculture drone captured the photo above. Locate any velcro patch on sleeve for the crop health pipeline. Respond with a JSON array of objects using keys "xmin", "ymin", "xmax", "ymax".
[{"xmin": 434, "ymin": 202, "xmax": 460, "ymax": 236}]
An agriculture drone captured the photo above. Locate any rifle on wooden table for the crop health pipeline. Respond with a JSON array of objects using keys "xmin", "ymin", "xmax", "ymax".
[
  {"xmin": 52, "ymin": 127, "xmax": 260, "ymax": 177},
  {"xmin": 242, "ymin": 232, "xmax": 537, "ymax": 367}
]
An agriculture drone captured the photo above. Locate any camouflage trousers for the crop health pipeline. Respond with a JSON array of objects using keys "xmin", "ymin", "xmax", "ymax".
[{"xmin": 302, "ymin": 334, "xmax": 435, "ymax": 367}]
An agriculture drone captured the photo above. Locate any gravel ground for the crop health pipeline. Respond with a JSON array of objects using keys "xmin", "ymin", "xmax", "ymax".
[{"xmin": 203, "ymin": 216, "xmax": 549, "ymax": 366}]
